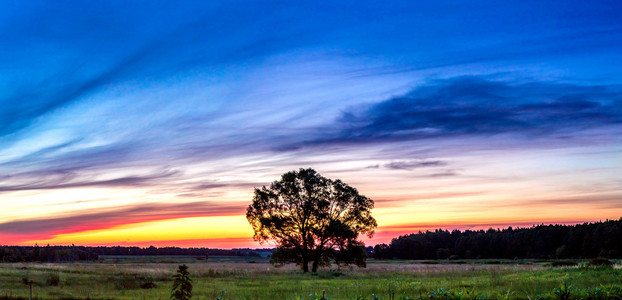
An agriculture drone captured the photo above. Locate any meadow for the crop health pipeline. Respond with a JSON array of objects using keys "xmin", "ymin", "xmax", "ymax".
[{"xmin": 0, "ymin": 257, "xmax": 620, "ymax": 300}]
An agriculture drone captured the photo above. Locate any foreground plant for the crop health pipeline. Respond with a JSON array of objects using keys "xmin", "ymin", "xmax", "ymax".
[
  {"xmin": 171, "ymin": 264, "xmax": 192, "ymax": 300},
  {"xmin": 552, "ymin": 283, "xmax": 572, "ymax": 300}
]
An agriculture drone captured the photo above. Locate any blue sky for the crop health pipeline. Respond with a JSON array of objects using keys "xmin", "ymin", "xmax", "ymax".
[{"xmin": 1, "ymin": 1, "xmax": 621, "ymax": 247}]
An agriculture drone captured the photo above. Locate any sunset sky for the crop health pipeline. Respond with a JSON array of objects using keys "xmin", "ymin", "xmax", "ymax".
[{"xmin": 1, "ymin": 1, "xmax": 621, "ymax": 248}]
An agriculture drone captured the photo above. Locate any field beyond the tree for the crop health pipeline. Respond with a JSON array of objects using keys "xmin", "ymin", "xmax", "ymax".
[{"xmin": 0, "ymin": 257, "xmax": 620, "ymax": 299}]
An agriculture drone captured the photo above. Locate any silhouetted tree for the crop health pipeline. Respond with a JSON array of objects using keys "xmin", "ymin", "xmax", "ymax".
[
  {"xmin": 32, "ymin": 244, "xmax": 40, "ymax": 261},
  {"xmin": 246, "ymin": 168, "xmax": 377, "ymax": 272},
  {"xmin": 171, "ymin": 264, "xmax": 192, "ymax": 300}
]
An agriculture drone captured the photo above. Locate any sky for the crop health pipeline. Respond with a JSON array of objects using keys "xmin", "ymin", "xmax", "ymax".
[{"xmin": 1, "ymin": 1, "xmax": 621, "ymax": 248}]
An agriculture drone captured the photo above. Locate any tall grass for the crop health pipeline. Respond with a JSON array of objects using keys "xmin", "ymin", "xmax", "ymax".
[{"xmin": 0, "ymin": 260, "xmax": 619, "ymax": 299}]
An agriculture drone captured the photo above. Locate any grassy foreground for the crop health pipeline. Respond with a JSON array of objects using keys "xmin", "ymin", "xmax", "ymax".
[{"xmin": 0, "ymin": 258, "xmax": 620, "ymax": 299}]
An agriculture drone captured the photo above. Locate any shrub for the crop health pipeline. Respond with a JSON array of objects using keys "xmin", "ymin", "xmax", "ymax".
[
  {"xmin": 317, "ymin": 270, "xmax": 344, "ymax": 278},
  {"xmin": 550, "ymin": 260, "xmax": 578, "ymax": 267},
  {"xmin": 114, "ymin": 274, "xmax": 140, "ymax": 290},
  {"xmin": 46, "ymin": 272, "xmax": 60, "ymax": 286},
  {"xmin": 111, "ymin": 274, "xmax": 157, "ymax": 290},
  {"xmin": 552, "ymin": 283, "xmax": 572, "ymax": 300},
  {"xmin": 581, "ymin": 287, "xmax": 607, "ymax": 300},
  {"xmin": 587, "ymin": 257, "xmax": 613, "ymax": 267},
  {"xmin": 425, "ymin": 288, "xmax": 492, "ymax": 299},
  {"xmin": 140, "ymin": 279, "xmax": 157, "ymax": 289}
]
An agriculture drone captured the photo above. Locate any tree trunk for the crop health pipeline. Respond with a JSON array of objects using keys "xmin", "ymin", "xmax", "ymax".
[
  {"xmin": 302, "ymin": 236, "xmax": 309, "ymax": 273},
  {"xmin": 302, "ymin": 255, "xmax": 309, "ymax": 272},
  {"xmin": 311, "ymin": 248, "xmax": 321, "ymax": 272},
  {"xmin": 311, "ymin": 259, "xmax": 319, "ymax": 272}
]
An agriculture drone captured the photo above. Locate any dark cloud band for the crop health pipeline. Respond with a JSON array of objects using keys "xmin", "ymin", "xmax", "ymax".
[{"xmin": 291, "ymin": 76, "xmax": 622, "ymax": 148}]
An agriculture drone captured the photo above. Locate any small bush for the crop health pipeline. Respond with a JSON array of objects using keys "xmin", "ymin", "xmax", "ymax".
[
  {"xmin": 46, "ymin": 272, "xmax": 60, "ymax": 286},
  {"xmin": 140, "ymin": 280, "xmax": 157, "ymax": 289},
  {"xmin": 426, "ymin": 288, "xmax": 488, "ymax": 299},
  {"xmin": 550, "ymin": 260, "xmax": 578, "ymax": 267},
  {"xmin": 113, "ymin": 274, "xmax": 140, "ymax": 290},
  {"xmin": 552, "ymin": 283, "xmax": 572, "ymax": 300},
  {"xmin": 587, "ymin": 257, "xmax": 613, "ymax": 267},
  {"xmin": 111, "ymin": 274, "xmax": 157, "ymax": 290},
  {"xmin": 426, "ymin": 288, "xmax": 453, "ymax": 299},
  {"xmin": 580, "ymin": 287, "xmax": 608, "ymax": 300},
  {"xmin": 317, "ymin": 270, "xmax": 344, "ymax": 278}
]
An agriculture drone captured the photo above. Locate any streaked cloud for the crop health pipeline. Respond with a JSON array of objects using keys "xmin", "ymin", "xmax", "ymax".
[
  {"xmin": 0, "ymin": 169, "xmax": 179, "ymax": 192},
  {"xmin": 382, "ymin": 160, "xmax": 447, "ymax": 170}
]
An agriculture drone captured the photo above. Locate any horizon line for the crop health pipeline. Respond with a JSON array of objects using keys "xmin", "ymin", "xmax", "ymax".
[{"xmin": 4, "ymin": 218, "xmax": 619, "ymax": 250}]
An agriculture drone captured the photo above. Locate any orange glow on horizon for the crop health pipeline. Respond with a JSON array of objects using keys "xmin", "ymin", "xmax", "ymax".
[
  {"xmin": 5, "ymin": 213, "xmax": 618, "ymax": 249},
  {"xmin": 14, "ymin": 215, "xmax": 254, "ymax": 248}
]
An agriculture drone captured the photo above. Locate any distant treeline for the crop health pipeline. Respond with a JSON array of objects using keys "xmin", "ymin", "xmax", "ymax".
[
  {"xmin": 373, "ymin": 218, "xmax": 622, "ymax": 260},
  {"xmin": 0, "ymin": 245, "xmax": 273, "ymax": 263},
  {"xmin": 89, "ymin": 246, "xmax": 268, "ymax": 257},
  {"xmin": 0, "ymin": 245, "xmax": 98, "ymax": 262}
]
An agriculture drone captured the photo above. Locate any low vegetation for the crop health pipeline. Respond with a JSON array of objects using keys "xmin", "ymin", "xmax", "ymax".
[{"xmin": 0, "ymin": 258, "xmax": 619, "ymax": 299}]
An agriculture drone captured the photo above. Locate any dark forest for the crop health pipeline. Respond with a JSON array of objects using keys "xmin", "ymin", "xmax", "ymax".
[{"xmin": 373, "ymin": 219, "xmax": 622, "ymax": 260}]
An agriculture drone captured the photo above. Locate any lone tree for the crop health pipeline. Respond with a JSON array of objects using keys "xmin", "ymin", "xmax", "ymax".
[{"xmin": 246, "ymin": 168, "xmax": 377, "ymax": 272}]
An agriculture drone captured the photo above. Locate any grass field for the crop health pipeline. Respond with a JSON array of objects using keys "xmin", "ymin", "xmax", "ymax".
[{"xmin": 0, "ymin": 257, "xmax": 620, "ymax": 299}]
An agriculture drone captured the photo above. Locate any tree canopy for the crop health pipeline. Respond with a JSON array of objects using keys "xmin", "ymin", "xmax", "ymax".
[{"xmin": 246, "ymin": 168, "xmax": 377, "ymax": 272}]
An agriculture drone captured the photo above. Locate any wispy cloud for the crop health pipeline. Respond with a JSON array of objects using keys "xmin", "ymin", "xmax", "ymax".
[
  {"xmin": 0, "ymin": 169, "xmax": 179, "ymax": 192},
  {"xmin": 383, "ymin": 160, "xmax": 447, "ymax": 170},
  {"xmin": 0, "ymin": 201, "xmax": 244, "ymax": 236}
]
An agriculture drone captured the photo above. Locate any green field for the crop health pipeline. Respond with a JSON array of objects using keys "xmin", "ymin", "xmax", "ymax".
[{"xmin": 0, "ymin": 258, "xmax": 620, "ymax": 299}]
